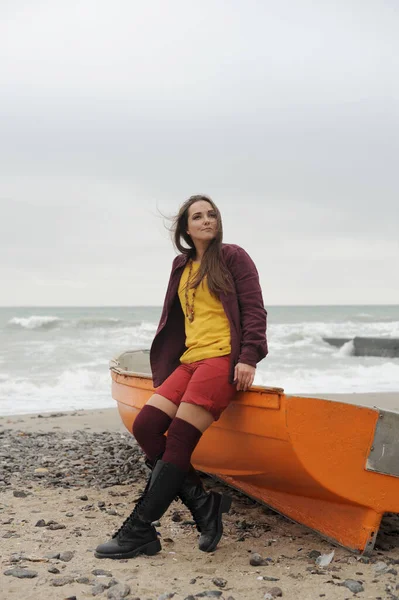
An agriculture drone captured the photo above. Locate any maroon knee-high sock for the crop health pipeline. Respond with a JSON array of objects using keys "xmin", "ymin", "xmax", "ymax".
[
  {"xmin": 132, "ymin": 405, "xmax": 172, "ymax": 463},
  {"xmin": 162, "ymin": 417, "xmax": 202, "ymax": 472}
]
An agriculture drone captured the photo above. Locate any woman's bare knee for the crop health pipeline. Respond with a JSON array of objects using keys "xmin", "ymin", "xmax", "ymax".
[
  {"xmin": 176, "ymin": 402, "xmax": 214, "ymax": 433},
  {"xmin": 146, "ymin": 394, "xmax": 178, "ymax": 419}
]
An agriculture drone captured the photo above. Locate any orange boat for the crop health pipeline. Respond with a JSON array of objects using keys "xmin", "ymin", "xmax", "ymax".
[{"xmin": 110, "ymin": 350, "xmax": 399, "ymax": 555}]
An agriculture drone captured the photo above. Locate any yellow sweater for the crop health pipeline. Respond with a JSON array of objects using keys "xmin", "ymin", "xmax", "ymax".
[{"xmin": 178, "ymin": 261, "xmax": 231, "ymax": 363}]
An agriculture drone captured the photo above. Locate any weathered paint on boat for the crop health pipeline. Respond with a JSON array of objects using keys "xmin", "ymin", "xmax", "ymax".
[{"xmin": 110, "ymin": 350, "xmax": 399, "ymax": 555}]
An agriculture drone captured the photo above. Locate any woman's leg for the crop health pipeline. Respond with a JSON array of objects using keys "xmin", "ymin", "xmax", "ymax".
[
  {"xmin": 95, "ymin": 368, "xmax": 196, "ymax": 560},
  {"xmin": 132, "ymin": 363, "xmax": 193, "ymax": 462},
  {"xmin": 132, "ymin": 395, "xmax": 178, "ymax": 463},
  {"xmin": 175, "ymin": 402, "xmax": 215, "ymax": 432},
  {"xmin": 161, "ymin": 403, "xmax": 231, "ymax": 552},
  {"xmin": 162, "ymin": 355, "xmax": 236, "ymax": 470},
  {"xmin": 146, "ymin": 393, "xmax": 180, "ymax": 418},
  {"xmin": 161, "ymin": 404, "xmax": 213, "ymax": 470},
  {"xmin": 161, "ymin": 357, "xmax": 236, "ymax": 552}
]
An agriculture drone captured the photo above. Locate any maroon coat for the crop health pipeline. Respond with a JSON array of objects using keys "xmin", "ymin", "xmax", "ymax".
[{"xmin": 150, "ymin": 243, "xmax": 268, "ymax": 387}]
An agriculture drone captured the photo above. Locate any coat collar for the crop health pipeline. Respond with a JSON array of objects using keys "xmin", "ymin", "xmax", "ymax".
[{"xmin": 175, "ymin": 253, "xmax": 189, "ymax": 267}]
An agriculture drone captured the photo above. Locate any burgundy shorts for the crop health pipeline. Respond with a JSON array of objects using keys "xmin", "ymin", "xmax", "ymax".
[{"xmin": 155, "ymin": 355, "xmax": 237, "ymax": 421}]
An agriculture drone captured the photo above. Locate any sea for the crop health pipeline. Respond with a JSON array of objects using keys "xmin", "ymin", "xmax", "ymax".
[{"xmin": 1, "ymin": 305, "xmax": 399, "ymax": 416}]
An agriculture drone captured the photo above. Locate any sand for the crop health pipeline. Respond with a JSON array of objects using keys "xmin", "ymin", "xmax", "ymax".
[{"xmin": 1, "ymin": 397, "xmax": 399, "ymax": 600}]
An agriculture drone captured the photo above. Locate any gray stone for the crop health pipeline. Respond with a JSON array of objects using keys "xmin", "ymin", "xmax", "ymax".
[
  {"xmin": 375, "ymin": 561, "xmax": 388, "ymax": 574},
  {"xmin": 9, "ymin": 554, "xmax": 23, "ymax": 563},
  {"xmin": 4, "ymin": 567, "xmax": 38, "ymax": 579},
  {"xmin": 51, "ymin": 575, "xmax": 75, "ymax": 586},
  {"xmin": 48, "ymin": 566, "xmax": 60, "ymax": 574},
  {"xmin": 59, "ymin": 551, "xmax": 74, "ymax": 562},
  {"xmin": 48, "ymin": 522, "xmax": 66, "ymax": 530},
  {"xmin": 92, "ymin": 582, "xmax": 108, "ymax": 595},
  {"xmin": 250, "ymin": 552, "xmax": 268, "ymax": 566},
  {"xmin": 211, "ymin": 578, "xmax": 227, "ymax": 588},
  {"xmin": 76, "ymin": 576, "xmax": 92, "ymax": 585},
  {"xmin": 263, "ymin": 588, "xmax": 283, "ymax": 598},
  {"xmin": 92, "ymin": 568, "xmax": 113, "ymax": 577},
  {"xmin": 13, "ymin": 490, "xmax": 28, "ymax": 497},
  {"xmin": 107, "ymin": 584, "xmax": 131, "ymax": 599},
  {"xmin": 342, "ymin": 579, "xmax": 364, "ymax": 594},
  {"xmin": 35, "ymin": 519, "xmax": 47, "ymax": 527},
  {"xmin": 195, "ymin": 593, "xmax": 223, "ymax": 598},
  {"xmin": 158, "ymin": 594, "xmax": 175, "ymax": 600}
]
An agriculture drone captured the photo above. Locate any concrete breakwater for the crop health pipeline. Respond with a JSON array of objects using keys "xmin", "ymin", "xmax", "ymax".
[{"xmin": 323, "ymin": 337, "xmax": 399, "ymax": 358}]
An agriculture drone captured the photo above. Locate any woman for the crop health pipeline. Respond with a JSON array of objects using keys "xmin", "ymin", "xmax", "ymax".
[{"xmin": 95, "ymin": 195, "xmax": 268, "ymax": 560}]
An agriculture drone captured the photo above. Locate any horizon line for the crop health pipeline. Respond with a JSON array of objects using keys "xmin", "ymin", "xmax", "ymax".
[{"xmin": 1, "ymin": 303, "xmax": 398, "ymax": 309}]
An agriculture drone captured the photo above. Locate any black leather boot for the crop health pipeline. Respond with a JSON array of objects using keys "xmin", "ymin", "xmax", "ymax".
[
  {"xmin": 144, "ymin": 457, "xmax": 232, "ymax": 552},
  {"xmin": 179, "ymin": 467, "xmax": 232, "ymax": 552},
  {"xmin": 95, "ymin": 460, "xmax": 186, "ymax": 560}
]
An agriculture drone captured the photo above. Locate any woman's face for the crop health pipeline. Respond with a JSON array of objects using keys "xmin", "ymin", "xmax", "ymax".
[{"xmin": 186, "ymin": 200, "xmax": 218, "ymax": 245}]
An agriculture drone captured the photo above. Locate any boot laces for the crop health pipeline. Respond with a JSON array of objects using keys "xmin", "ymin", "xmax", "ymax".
[
  {"xmin": 112, "ymin": 504, "xmax": 141, "ymax": 539},
  {"xmin": 112, "ymin": 487, "xmax": 149, "ymax": 539},
  {"xmin": 112, "ymin": 464, "xmax": 169, "ymax": 539}
]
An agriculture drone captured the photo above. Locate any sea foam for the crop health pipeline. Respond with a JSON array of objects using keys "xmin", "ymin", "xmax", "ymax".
[{"xmin": 8, "ymin": 315, "xmax": 62, "ymax": 330}]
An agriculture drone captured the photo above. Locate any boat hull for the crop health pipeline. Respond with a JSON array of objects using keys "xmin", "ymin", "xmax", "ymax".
[{"xmin": 111, "ymin": 351, "xmax": 399, "ymax": 555}]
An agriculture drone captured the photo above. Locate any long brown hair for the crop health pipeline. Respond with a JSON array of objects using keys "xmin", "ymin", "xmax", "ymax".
[{"xmin": 172, "ymin": 195, "xmax": 234, "ymax": 297}]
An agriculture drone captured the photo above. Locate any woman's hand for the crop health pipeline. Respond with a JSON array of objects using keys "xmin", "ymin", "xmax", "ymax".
[{"xmin": 234, "ymin": 363, "xmax": 256, "ymax": 391}]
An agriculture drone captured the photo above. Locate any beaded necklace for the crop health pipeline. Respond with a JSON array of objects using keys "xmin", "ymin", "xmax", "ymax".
[{"xmin": 185, "ymin": 259, "xmax": 198, "ymax": 323}]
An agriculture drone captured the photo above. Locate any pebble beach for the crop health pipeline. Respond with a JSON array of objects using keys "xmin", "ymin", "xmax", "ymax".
[{"xmin": 1, "ymin": 407, "xmax": 399, "ymax": 600}]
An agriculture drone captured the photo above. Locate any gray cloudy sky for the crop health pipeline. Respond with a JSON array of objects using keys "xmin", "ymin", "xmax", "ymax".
[{"xmin": 1, "ymin": 0, "xmax": 398, "ymax": 306}]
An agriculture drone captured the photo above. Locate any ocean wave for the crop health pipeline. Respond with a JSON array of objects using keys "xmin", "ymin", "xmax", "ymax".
[
  {"xmin": 269, "ymin": 322, "xmax": 399, "ymax": 354},
  {"xmin": 350, "ymin": 313, "xmax": 398, "ymax": 323},
  {"xmin": 255, "ymin": 360, "xmax": 399, "ymax": 394},
  {"xmin": 8, "ymin": 316, "xmax": 63, "ymax": 330},
  {"xmin": 337, "ymin": 339, "xmax": 355, "ymax": 356},
  {"xmin": 6, "ymin": 315, "xmax": 157, "ymax": 333},
  {"xmin": 0, "ymin": 368, "xmax": 111, "ymax": 416},
  {"xmin": 74, "ymin": 317, "xmax": 124, "ymax": 329},
  {"xmin": 72, "ymin": 318, "xmax": 157, "ymax": 332},
  {"xmin": 0, "ymin": 368, "xmax": 111, "ymax": 408},
  {"xmin": 135, "ymin": 321, "xmax": 157, "ymax": 333}
]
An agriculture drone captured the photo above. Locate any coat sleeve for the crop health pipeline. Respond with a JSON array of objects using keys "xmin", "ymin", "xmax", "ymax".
[
  {"xmin": 155, "ymin": 255, "xmax": 180, "ymax": 335},
  {"xmin": 150, "ymin": 255, "xmax": 186, "ymax": 387},
  {"xmin": 226, "ymin": 246, "xmax": 268, "ymax": 367}
]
